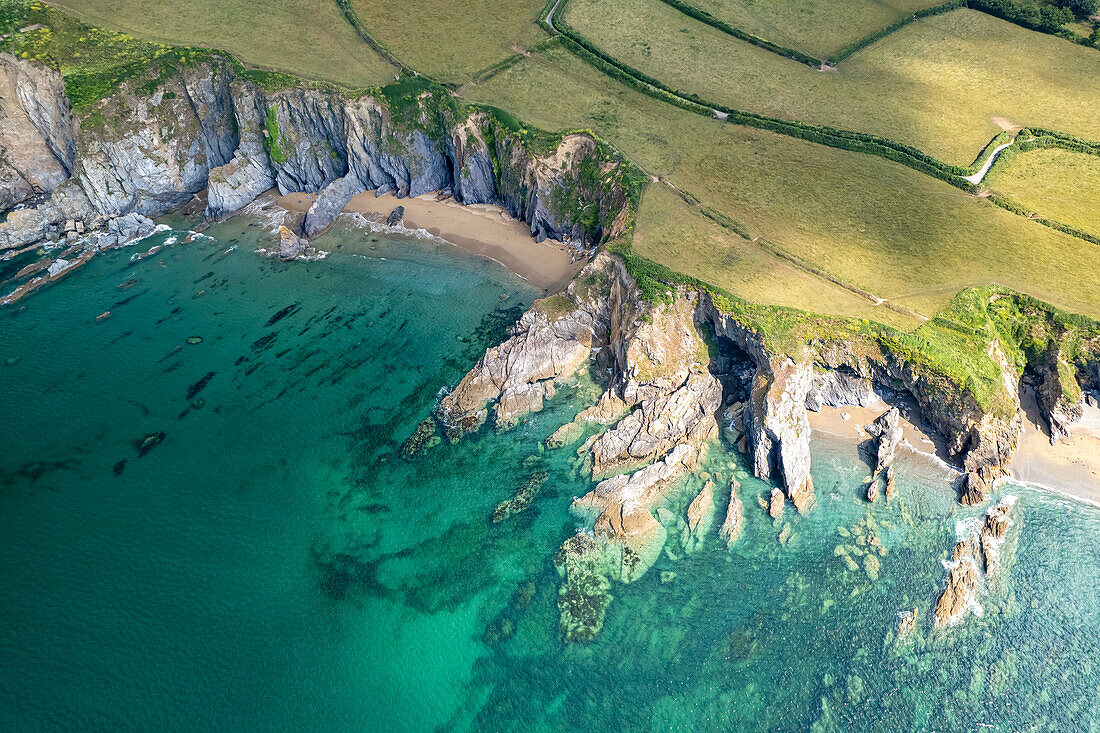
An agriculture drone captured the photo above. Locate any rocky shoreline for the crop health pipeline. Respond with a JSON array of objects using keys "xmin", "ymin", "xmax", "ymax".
[{"xmin": 413, "ymin": 251, "xmax": 1099, "ymax": 640}]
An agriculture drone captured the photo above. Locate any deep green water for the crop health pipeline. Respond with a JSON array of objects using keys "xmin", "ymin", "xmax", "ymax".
[{"xmin": 1, "ymin": 218, "xmax": 1098, "ymax": 731}]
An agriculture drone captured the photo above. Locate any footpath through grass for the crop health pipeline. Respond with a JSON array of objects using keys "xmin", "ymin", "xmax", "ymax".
[
  {"xmin": 43, "ymin": 0, "xmax": 396, "ymax": 87},
  {"xmin": 465, "ymin": 43, "xmax": 1100, "ymax": 321},
  {"xmin": 560, "ymin": 0, "xmax": 1100, "ymax": 165}
]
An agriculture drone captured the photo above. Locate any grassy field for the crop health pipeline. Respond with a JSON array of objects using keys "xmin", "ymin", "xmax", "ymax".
[
  {"xmin": 466, "ymin": 43, "xmax": 1100, "ymax": 320},
  {"xmin": 560, "ymin": 0, "xmax": 1100, "ymax": 165},
  {"xmin": 988, "ymin": 148, "xmax": 1100, "ymax": 238},
  {"xmin": 348, "ymin": 0, "xmax": 548, "ymax": 84},
  {"xmin": 633, "ymin": 185, "xmax": 920, "ymax": 329},
  {"xmin": 44, "ymin": 0, "xmax": 396, "ymax": 87},
  {"xmin": 687, "ymin": 0, "xmax": 943, "ymax": 58}
]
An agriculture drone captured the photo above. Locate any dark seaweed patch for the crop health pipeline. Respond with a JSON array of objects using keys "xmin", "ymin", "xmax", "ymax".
[
  {"xmin": 264, "ymin": 302, "xmax": 301, "ymax": 327},
  {"xmin": 186, "ymin": 371, "xmax": 215, "ymax": 400},
  {"xmin": 251, "ymin": 333, "xmax": 277, "ymax": 351}
]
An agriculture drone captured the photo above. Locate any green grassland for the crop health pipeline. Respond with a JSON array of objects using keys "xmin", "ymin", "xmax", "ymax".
[
  {"xmin": 687, "ymin": 0, "xmax": 943, "ymax": 58},
  {"xmin": 560, "ymin": 0, "xmax": 1100, "ymax": 165},
  {"xmin": 43, "ymin": 0, "xmax": 395, "ymax": 87},
  {"xmin": 987, "ymin": 147, "xmax": 1100, "ymax": 238},
  {"xmin": 633, "ymin": 184, "xmax": 921, "ymax": 329},
  {"xmin": 466, "ymin": 43, "xmax": 1100, "ymax": 320},
  {"xmin": 347, "ymin": 0, "xmax": 548, "ymax": 83}
]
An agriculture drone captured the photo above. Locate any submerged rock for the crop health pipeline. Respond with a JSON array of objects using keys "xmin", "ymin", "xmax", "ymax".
[
  {"xmin": 400, "ymin": 418, "xmax": 440, "ymax": 459},
  {"xmin": 897, "ymin": 607, "xmax": 918, "ymax": 637},
  {"xmin": 555, "ymin": 531, "xmax": 613, "ymax": 643},
  {"xmin": 682, "ymin": 480, "xmax": 716, "ymax": 553},
  {"xmin": 491, "ymin": 470, "xmax": 548, "ymax": 523}
]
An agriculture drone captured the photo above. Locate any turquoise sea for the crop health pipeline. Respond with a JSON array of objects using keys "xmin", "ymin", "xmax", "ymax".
[{"xmin": 1, "ymin": 215, "xmax": 1098, "ymax": 731}]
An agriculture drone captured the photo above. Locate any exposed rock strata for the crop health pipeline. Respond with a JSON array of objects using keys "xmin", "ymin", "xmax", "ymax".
[
  {"xmin": 2, "ymin": 52, "xmax": 630, "ymax": 281},
  {"xmin": 866, "ymin": 407, "xmax": 903, "ymax": 475}
]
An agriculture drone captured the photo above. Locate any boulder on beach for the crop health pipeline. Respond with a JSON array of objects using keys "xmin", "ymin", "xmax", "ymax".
[{"xmin": 386, "ymin": 205, "xmax": 405, "ymax": 227}]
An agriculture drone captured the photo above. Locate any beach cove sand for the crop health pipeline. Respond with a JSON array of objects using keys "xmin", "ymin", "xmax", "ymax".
[
  {"xmin": 808, "ymin": 392, "xmax": 1100, "ymax": 507},
  {"xmin": 273, "ymin": 189, "xmax": 585, "ymax": 293}
]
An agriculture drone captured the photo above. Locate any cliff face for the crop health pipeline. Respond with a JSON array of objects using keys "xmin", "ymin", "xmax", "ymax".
[{"xmin": 0, "ymin": 53, "xmax": 631, "ymax": 253}]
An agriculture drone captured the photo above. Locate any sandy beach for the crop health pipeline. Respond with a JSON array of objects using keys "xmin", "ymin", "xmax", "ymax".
[
  {"xmin": 272, "ymin": 189, "xmax": 585, "ymax": 293},
  {"xmin": 807, "ymin": 390, "xmax": 1100, "ymax": 506},
  {"xmin": 1010, "ymin": 388, "xmax": 1100, "ymax": 506},
  {"xmin": 807, "ymin": 397, "xmax": 953, "ymax": 469}
]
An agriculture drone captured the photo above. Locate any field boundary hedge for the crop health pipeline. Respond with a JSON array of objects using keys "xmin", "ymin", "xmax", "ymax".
[
  {"xmin": 543, "ymin": 0, "xmax": 1100, "ymax": 245},
  {"xmin": 545, "ymin": 2, "xmax": 982, "ymax": 191},
  {"xmin": 331, "ymin": 0, "xmax": 406, "ymax": 71},
  {"xmin": 981, "ymin": 128, "xmax": 1100, "ymax": 244},
  {"xmin": 653, "ymin": 0, "xmax": 1098, "ymax": 66}
]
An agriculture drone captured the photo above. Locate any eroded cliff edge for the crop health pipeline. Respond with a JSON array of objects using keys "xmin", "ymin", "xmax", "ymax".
[
  {"xmin": 423, "ymin": 252, "xmax": 1099, "ymax": 640},
  {"xmin": 0, "ymin": 49, "xmax": 632, "ymax": 274}
]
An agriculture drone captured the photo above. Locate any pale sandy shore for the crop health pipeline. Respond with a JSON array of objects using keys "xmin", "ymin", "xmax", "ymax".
[
  {"xmin": 1010, "ymin": 388, "xmax": 1100, "ymax": 506},
  {"xmin": 807, "ymin": 392, "xmax": 1100, "ymax": 506},
  {"xmin": 273, "ymin": 189, "xmax": 585, "ymax": 292}
]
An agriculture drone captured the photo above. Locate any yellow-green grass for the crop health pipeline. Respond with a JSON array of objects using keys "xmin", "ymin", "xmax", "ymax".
[
  {"xmin": 44, "ymin": 0, "xmax": 395, "ymax": 87},
  {"xmin": 634, "ymin": 184, "xmax": 921, "ymax": 329},
  {"xmin": 561, "ymin": 0, "xmax": 1100, "ymax": 165},
  {"xmin": 988, "ymin": 148, "xmax": 1100, "ymax": 238},
  {"xmin": 466, "ymin": 43, "xmax": 1100, "ymax": 319},
  {"xmin": 348, "ymin": 0, "xmax": 548, "ymax": 84},
  {"xmin": 688, "ymin": 0, "xmax": 943, "ymax": 58}
]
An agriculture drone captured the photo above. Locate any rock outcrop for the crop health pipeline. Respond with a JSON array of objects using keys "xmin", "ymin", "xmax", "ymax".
[
  {"xmin": 260, "ymin": 225, "xmax": 324, "ymax": 261},
  {"xmin": 719, "ymin": 478, "xmax": 744, "ymax": 547},
  {"xmin": 866, "ymin": 407, "xmax": 903, "ymax": 474},
  {"xmin": 933, "ymin": 497, "xmax": 1016, "ymax": 627},
  {"xmin": 435, "ymin": 257, "xmax": 620, "ymax": 440},
  {"xmin": 2, "ymin": 52, "xmax": 632, "ymax": 287}
]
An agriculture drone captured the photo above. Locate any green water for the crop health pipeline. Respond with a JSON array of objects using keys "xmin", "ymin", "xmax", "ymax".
[{"xmin": 1, "ymin": 218, "xmax": 1098, "ymax": 731}]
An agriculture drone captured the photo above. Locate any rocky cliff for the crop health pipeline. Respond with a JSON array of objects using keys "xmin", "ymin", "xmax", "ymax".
[
  {"xmin": 432, "ymin": 251, "xmax": 1099, "ymax": 640},
  {"xmin": 0, "ymin": 52, "xmax": 632, "ymax": 259}
]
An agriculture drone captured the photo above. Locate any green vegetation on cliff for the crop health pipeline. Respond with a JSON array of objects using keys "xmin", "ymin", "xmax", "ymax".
[{"xmin": 1, "ymin": 0, "xmax": 216, "ymax": 112}]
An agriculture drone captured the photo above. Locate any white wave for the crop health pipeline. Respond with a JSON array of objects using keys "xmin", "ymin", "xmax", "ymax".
[
  {"xmin": 239, "ymin": 198, "xmax": 290, "ymax": 233},
  {"xmin": 344, "ymin": 212, "xmax": 449, "ymax": 245},
  {"xmin": 954, "ymin": 515, "xmax": 983, "ymax": 541}
]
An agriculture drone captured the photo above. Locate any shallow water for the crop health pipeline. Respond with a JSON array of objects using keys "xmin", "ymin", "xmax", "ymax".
[{"xmin": 1, "ymin": 218, "xmax": 1098, "ymax": 731}]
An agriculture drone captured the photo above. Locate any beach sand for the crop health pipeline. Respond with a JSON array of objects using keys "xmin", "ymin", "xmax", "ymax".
[
  {"xmin": 273, "ymin": 189, "xmax": 585, "ymax": 293},
  {"xmin": 1010, "ymin": 388, "xmax": 1100, "ymax": 506},
  {"xmin": 807, "ymin": 396, "xmax": 952, "ymax": 469},
  {"xmin": 807, "ymin": 390, "xmax": 1100, "ymax": 506}
]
